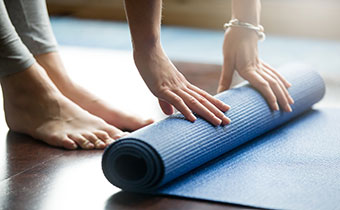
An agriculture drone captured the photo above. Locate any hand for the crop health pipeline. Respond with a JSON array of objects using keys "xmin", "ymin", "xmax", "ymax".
[
  {"xmin": 218, "ymin": 27, "xmax": 294, "ymax": 112},
  {"xmin": 134, "ymin": 46, "xmax": 231, "ymax": 126}
]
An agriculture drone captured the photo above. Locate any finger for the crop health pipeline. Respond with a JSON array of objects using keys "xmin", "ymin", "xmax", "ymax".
[
  {"xmin": 261, "ymin": 62, "xmax": 292, "ymax": 88},
  {"xmin": 82, "ymin": 132, "xmax": 106, "ymax": 149},
  {"xmin": 218, "ymin": 59, "xmax": 235, "ymax": 93},
  {"xmin": 262, "ymin": 66, "xmax": 294, "ymax": 105},
  {"xmin": 240, "ymin": 70, "xmax": 279, "ymax": 111},
  {"xmin": 176, "ymin": 89, "xmax": 222, "ymax": 126},
  {"xmin": 161, "ymin": 90, "xmax": 197, "ymax": 122},
  {"xmin": 185, "ymin": 88, "xmax": 231, "ymax": 125},
  {"xmin": 188, "ymin": 84, "xmax": 230, "ymax": 112},
  {"xmin": 158, "ymin": 99, "xmax": 174, "ymax": 115},
  {"xmin": 257, "ymin": 69, "xmax": 292, "ymax": 112}
]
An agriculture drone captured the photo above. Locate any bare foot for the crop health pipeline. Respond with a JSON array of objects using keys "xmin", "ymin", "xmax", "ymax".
[
  {"xmin": 35, "ymin": 52, "xmax": 154, "ymax": 131},
  {"xmin": 1, "ymin": 63, "xmax": 126, "ymax": 150}
]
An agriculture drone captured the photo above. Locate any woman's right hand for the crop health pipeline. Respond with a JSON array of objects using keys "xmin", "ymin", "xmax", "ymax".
[{"xmin": 133, "ymin": 46, "xmax": 231, "ymax": 126}]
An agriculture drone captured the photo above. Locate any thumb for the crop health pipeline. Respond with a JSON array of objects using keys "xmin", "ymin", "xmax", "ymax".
[
  {"xmin": 158, "ymin": 99, "xmax": 174, "ymax": 115},
  {"xmin": 218, "ymin": 60, "xmax": 234, "ymax": 93}
]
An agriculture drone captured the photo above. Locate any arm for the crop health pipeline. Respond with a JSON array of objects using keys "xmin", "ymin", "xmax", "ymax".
[
  {"xmin": 219, "ymin": 0, "xmax": 294, "ymax": 112},
  {"xmin": 124, "ymin": 0, "xmax": 231, "ymax": 126}
]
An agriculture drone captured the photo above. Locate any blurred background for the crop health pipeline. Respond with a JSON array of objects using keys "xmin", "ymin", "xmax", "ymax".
[
  {"xmin": 44, "ymin": 0, "xmax": 339, "ymax": 112},
  {"xmin": 47, "ymin": 0, "xmax": 340, "ymax": 39}
]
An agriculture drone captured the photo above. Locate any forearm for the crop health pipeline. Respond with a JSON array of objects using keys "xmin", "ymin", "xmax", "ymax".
[
  {"xmin": 124, "ymin": 0, "xmax": 162, "ymax": 52},
  {"xmin": 232, "ymin": 0, "xmax": 261, "ymax": 25}
]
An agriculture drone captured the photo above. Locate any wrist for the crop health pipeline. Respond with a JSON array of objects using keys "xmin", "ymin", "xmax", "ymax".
[
  {"xmin": 133, "ymin": 41, "xmax": 164, "ymax": 59},
  {"xmin": 231, "ymin": 0, "xmax": 261, "ymax": 25},
  {"xmin": 132, "ymin": 36, "xmax": 161, "ymax": 53},
  {"xmin": 226, "ymin": 27, "xmax": 259, "ymax": 43},
  {"xmin": 133, "ymin": 42, "xmax": 169, "ymax": 73}
]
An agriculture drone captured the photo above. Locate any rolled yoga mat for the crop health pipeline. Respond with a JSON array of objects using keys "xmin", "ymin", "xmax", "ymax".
[{"xmin": 103, "ymin": 64, "xmax": 340, "ymax": 209}]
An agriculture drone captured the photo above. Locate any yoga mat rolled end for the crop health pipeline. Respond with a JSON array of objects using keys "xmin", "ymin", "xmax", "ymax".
[{"xmin": 102, "ymin": 139, "xmax": 163, "ymax": 191}]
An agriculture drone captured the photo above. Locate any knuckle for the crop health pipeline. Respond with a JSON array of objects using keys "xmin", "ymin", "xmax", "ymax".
[
  {"xmin": 173, "ymin": 96, "xmax": 183, "ymax": 104},
  {"xmin": 269, "ymin": 80, "xmax": 280, "ymax": 88},
  {"xmin": 196, "ymin": 95, "xmax": 207, "ymax": 104},
  {"xmin": 258, "ymin": 80, "xmax": 269, "ymax": 88},
  {"xmin": 188, "ymin": 97, "xmax": 198, "ymax": 105},
  {"xmin": 154, "ymin": 88, "xmax": 168, "ymax": 97}
]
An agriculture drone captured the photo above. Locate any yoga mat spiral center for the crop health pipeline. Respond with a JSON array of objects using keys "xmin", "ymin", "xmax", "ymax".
[{"xmin": 115, "ymin": 154, "xmax": 147, "ymax": 181}]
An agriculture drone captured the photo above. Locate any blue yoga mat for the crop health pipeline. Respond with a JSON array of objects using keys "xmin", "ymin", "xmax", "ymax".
[{"xmin": 102, "ymin": 64, "xmax": 339, "ymax": 209}]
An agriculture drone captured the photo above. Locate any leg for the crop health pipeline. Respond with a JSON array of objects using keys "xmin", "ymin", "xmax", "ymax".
[
  {"xmin": 5, "ymin": 0, "xmax": 154, "ymax": 130},
  {"xmin": 0, "ymin": 0, "xmax": 34, "ymax": 77},
  {"xmin": 35, "ymin": 52, "xmax": 154, "ymax": 131},
  {"xmin": 0, "ymin": 1, "xmax": 125, "ymax": 149}
]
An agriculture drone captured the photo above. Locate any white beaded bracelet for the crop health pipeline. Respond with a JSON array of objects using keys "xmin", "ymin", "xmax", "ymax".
[{"xmin": 223, "ymin": 19, "xmax": 266, "ymax": 41}]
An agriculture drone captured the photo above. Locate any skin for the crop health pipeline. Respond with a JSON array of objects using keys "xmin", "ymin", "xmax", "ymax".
[
  {"xmin": 1, "ymin": 0, "xmax": 292, "ymax": 149},
  {"xmin": 35, "ymin": 52, "xmax": 154, "ymax": 131},
  {"xmin": 1, "ymin": 53, "xmax": 153, "ymax": 150},
  {"xmin": 1, "ymin": 63, "xmax": 130, "ymax": 149},
  {"xmin": 219, "ymin": 0, "xmax": 294, "ymax": 112},
  {"xmin": 124, "ymin": 0, "xmax": 231, "ymax": 126}
]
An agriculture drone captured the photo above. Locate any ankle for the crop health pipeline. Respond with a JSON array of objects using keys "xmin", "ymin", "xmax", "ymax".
[
  {"xmin": 35, "ymin": 52, "xmax": 74, "ymax": 93},
  {"xmin": 1, "ymin": 63, "xmax": 58, "ymax": 99}
]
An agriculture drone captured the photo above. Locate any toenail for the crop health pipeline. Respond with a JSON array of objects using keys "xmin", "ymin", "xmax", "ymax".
[
  {"xmin": 97, "ymin": 141, "xmax": 105, "ymax": 146},
  {"xmin": 71, "ymin": 143, "xmax": 78, "ymax": 149},
  {"xmin": 85, "ymin": 142, "xmax": 94, "ymax": 148},
  {"xmin": 107, "ymin": 139, "xmax": 114, "ymax": 144}
]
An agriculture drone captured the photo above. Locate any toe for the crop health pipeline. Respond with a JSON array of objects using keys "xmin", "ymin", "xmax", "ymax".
[
  {"xmin": 103, "ymin": 125, "xmax": 125, "ymax": 140},
  {"xmin": 61, "ymin": 137, "xmax": 78, "ymax": 150},
  {"xmin": 44, "ymin": 133, "xmax": 77, "ymax": 150},
  {"xmin": 93, "ymin": 130, "xmax": 113, "ymax": 147},
  {"xmin": 68, "ymin": 134, "xmax": 94, "ymax": 149},
  {"xmin": 112, "ymin": 131, "xmax": 129, "ymax": 140},
  {"xmin": 83, "ymin": 132, "xmax": 106, "ymax": 149}
]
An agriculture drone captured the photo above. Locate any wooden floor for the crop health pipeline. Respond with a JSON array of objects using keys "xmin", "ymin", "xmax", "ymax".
[
  {"xmin": 0, "ymin": 47, "xmax": 338, "ymax": 210},
  {"xmin": 0, "ymin": 48, "xmax": 254, "ymax": 210}
]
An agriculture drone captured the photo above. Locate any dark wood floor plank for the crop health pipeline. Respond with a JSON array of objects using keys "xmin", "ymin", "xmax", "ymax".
[
  {"xmin": 0, "ymin": 147, "xmax": 250, "ymax": 210},
  {"xmin": 0, "ymin": 132, "xmax": 66, "ymax": 182}
]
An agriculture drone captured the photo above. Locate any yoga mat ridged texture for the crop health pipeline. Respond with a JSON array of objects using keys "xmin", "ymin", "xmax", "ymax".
[{"xmin": 102, "ymin": 64, "xmax": 330, "ymax": 209}]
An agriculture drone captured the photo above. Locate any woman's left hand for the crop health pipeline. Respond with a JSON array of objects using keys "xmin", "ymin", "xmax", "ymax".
[{"xmin": 218, "ymin": 27, "xmax": 294, "ymax": 112}]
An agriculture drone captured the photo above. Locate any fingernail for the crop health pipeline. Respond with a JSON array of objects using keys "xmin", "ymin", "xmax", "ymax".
[
  {"xmin": 191, "ymin": 115, "xmax": 197, "ymax": 122},
  {"xmin": 289, "ymin": 96, "xmax": 295, "ymax": 104},
  {"xmin": 223, "ymin": 116, "xmax": 231, "ymax": 125},
  {"xmin": 286, "ymin": 105, "xmax": 292, "ymax": 112},
  {"xmin": 215, "ymin": 118, "xmax": 222, "ymax": 126},
  {"xmin": 273, "ymin": 103, "xmax": 279, "ymax": 111},
  {"xmin": 224, "ymin": 104, "xmax": 231, "ymax": 111}
]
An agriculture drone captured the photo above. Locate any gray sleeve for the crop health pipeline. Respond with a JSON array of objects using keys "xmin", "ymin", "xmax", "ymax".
[
  {"xmin": 0, "ymin": 0, "xmax": 35, "ymax": 78},
  {"xmin": 4, "ymin": 0, "xmax": 58, "ymax": 55}
]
